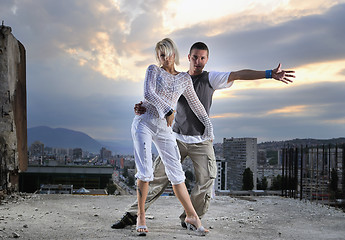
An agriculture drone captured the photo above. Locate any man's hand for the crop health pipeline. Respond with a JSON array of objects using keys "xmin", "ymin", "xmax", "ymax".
[
  {"xmin": 272, "ymin": 63, "xmax": 295, "ymax": 84},
  {"xmin": 134, "ymin": 101, "xmax": 146, "ymax": 115},
  {"xmin": 165, "ymin": 111, "xmax": 175, "ymax": 127}
]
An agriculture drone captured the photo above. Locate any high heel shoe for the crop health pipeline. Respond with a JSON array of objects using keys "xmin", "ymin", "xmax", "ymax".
[
  {"xmin": 185, "ymin": 222, "xmax": 208, "ymax": 236},
  {"xmin": 136, "ymin": 225, "xmax": 148, "ymax": 236}
]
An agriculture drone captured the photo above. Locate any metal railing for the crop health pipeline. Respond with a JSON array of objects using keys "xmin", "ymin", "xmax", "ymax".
[{"xmin": 281, "ymin": 144, "xmax": 345, "ymax": 206}]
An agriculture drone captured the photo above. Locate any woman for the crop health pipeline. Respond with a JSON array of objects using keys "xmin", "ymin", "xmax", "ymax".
[{"xmin": 131, "ymin": 38, "xmax": 213, "ymax": 236}]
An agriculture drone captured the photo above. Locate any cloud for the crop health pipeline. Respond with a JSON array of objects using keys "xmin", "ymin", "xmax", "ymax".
[
  {"xmin": 324, "ymin": 118, "xmax": 345, "ymax": 124},
  {"xmin": 6, "ymin": 1, "xmax": 344, "ymax": 82},
  {"xmin": 171, "ymin": 3, "xmax": 345, "ymax": 71},
  {"xmin": 210, "ymin": 81, "xmax": 345, "ymax": 142},
  {"xmin": 211, "ymin": 113, "xmax": 243, "ymax": 119},
  {"xmin": 338, "ymin": 68, "xmax": 345, "ymax": 76},
  {"xmin": 2, "ymin": 0, "xmax": 345, "ymax": 147},
  {"xmin": 265, "ymin": 105, "xmax": 309, "ymax": 116},
  {"xmin": 6, "ymin": 1, "xmax": 125, "ymax": 56},
  {"xmin": 3, "ymin": 0, "xmax": 159, "ymax": 81}
]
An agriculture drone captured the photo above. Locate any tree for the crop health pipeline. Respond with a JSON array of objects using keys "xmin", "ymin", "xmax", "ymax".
[
  {"xmin": 262, "ymin": 177, "xmax": 268, "ymax": 190},
  {"xmin": 267, "ymin": 150, "xmax": 278, "ymax": 165},
  {"xmin": 271, "ymin": 174, "xmax": 282, "ymax": 190},
  {"xmin": 242, "ymin": 168, "xmax": 254, "ymax": 190},
  {"xmin": 257, "ymin": 178, "xmax": 261, "ymax": 190},
  {"xmin": 257, "ymin": 177, "xmax": 268, "ymax": 190}
]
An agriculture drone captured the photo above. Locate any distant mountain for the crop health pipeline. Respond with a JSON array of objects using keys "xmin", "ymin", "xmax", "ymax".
[
  {"xmin": 29, "ymin": 126, "xmax": 344, "ymax": 155},
  {"xmin": 258, "ymin": 137, "xmax": 345, "ymax": 150},
  {"xmin": 28, "ymin": 126, "xmax": 104, "ymax": 153},
  {"xmin": 27, "ymin": 126, "xmax": 150, "ymax": 155},
  {"xmin": 213, "ymin": 138, "xmax": 345, "ymax": 158}
]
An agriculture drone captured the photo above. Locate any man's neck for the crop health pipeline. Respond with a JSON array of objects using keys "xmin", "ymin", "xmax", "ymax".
[{"xmin": 188, "ymin": 69, "xmax": 203, "ymax": 76}]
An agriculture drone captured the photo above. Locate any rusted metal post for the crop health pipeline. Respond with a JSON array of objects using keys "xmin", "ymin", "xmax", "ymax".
[
  {"xmin": 316, "ymin": 146, "xmax": 319, "ymax": 203},
  {"xmin": 342, "ymin": 144, "xmax": 345, "ymax": 200},
  {"xmin": 281, "ymin": 147, "xmax": 284, "ymax": 196},
  {"xmin": 335, "ymin": 144, "xmax": 338, "ymax": 170},
  {"xmin": 299, "ymin": 145, "xmax": 304, "ymax": 200},
  {"xmin": 289, "ymin": 147, "xmax": 293, "ymax": 198},
  {"xmin": 328, "ymin": 144, "xmax": 331, "ymax": 179},
  {"xmin": 294, "ymin": 147, "xmax": 298, "ymax": 199}
]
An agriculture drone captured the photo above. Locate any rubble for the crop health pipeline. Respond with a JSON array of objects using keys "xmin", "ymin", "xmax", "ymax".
[{"xmin": 0, "ymin": 194, "xmax": 344, "ymax": 239}]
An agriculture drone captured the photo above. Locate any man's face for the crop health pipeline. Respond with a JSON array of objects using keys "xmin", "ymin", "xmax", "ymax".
[{"xmin": 188, "ymin": 49, "xmax": 209, "ymax": 75}]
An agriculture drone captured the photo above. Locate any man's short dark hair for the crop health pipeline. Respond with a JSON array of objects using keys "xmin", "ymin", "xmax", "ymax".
[{"xmin": 189, "ymin": 42, "xmax": 209, "ymax": 56}]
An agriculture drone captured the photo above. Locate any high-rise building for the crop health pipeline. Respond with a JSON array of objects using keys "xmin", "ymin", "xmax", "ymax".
[
  {"xmin": 73, "ymin": 148, "xmax": 83, "ymax": 160},
  {"xmin": 29, "ymin": 141, "xmax": 44, "ymax": 157},
  {"xmin": 223, "ymin": 137, "xmax": 257, "ymax": 191},
  {"xmin": 100, "ymin": 147, "xmax": 112, "ymax": 160},
  {"xmin": 215, "ymin": 158, "xmax": 228, "ymax": 192}
]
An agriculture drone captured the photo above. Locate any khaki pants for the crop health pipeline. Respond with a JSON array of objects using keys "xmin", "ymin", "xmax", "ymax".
[{"xmin": 127, "ymin": 139, "xmax": 217, "ymax": 221}]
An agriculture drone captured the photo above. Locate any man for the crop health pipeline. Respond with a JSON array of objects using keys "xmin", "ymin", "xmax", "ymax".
[{"xmin": 111, "ymin": 42, "xmax": 295, "ymax": 229}]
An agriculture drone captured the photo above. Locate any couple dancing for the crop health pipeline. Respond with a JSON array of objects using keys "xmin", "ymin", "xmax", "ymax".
[{"xmin": 127, "ymin": 38, "xmax": 295, "ymax": 236}]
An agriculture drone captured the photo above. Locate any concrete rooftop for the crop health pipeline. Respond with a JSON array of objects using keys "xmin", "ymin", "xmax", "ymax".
[{"xmin": 1, "ymin": 193, "xmax": 345, "ymax": 239}]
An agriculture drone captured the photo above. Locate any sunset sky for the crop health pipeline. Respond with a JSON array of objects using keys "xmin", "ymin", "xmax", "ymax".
[{"xmin": 2, "ymin": 0, "xmax": 345, "ymax": 149}]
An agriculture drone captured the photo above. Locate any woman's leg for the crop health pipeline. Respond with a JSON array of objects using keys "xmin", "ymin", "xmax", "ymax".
[
  {"xmin": 131, "ymin": 117, "xmax": 155, "ymax": 233},
  {"xmin": 137, "ymin": 179, "xmax": 149, "ymax": 233},
  {"xmin": 172, "ymin": 183, "xmax": 206, "ymax": 231},
  {"xmin": 154, "ymin": 124, "xmax": 207, "ymax": 232}
]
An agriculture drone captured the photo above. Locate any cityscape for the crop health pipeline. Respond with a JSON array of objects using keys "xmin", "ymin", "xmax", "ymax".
[{"xmin": 25, "ymin": 134, "xmax": 345, "ymax": 205}]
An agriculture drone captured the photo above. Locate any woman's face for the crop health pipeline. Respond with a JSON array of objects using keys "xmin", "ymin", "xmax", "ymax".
[{"xmin": 158, "ymin": 51, "xmax": 175, "ymax": 68}]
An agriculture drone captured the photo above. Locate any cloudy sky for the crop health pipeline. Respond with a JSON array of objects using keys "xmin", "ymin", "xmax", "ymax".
[{"xmin": 2, "ymin": 0, "xmax": 345, "ymax": 148}]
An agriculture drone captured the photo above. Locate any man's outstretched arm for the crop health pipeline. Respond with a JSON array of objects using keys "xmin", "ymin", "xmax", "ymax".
[{"xmin": 228, "ymin": 63, "xmax": 295, "ymax": 84}]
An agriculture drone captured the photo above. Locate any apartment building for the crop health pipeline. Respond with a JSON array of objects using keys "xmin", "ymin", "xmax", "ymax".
[{"xmin": 223, "ymin": 137, "xmax": 257, "ymax": 191}]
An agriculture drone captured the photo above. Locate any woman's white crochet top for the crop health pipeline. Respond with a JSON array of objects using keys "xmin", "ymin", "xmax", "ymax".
[{"xmin": 142, "ymin": 64, "xmax": 213, "ymax": 139}]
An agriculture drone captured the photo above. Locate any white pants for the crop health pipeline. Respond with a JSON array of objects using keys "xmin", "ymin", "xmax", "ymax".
[{"xmin": 131, "ymin": 114, "xmax": 185, "ymax": 185}]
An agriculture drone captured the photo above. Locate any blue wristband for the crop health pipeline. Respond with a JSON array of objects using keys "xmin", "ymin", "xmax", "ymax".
[{"xmin": 265, "ymin": 70, "xmax": 272, "ymax": 79}]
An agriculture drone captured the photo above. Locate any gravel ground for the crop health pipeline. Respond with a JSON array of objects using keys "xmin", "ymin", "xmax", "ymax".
[{"xmin": 1, "ymin": 193, "xmax": 345, "ymax": 239}]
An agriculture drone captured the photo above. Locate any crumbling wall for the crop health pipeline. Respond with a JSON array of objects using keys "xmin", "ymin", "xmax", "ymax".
[{"xmin": 0, "ymin": 24, "xmax": 27, "ymax": 194}]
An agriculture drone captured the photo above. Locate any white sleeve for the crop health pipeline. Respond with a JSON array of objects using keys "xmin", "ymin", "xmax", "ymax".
[
  {"xmin": 209, "ymin": 71, "xmax": 233, "ymax": 90},
  {"xmin": 182, "ymin": 75, "xmax": 214, "ymax": 140},
  {"xmin": 144, "ymin": 65, "xmax": 172, "ymax": 118}
]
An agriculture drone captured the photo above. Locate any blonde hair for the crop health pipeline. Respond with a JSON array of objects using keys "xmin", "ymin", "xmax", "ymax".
[{"xmin": 155, "ymin": 38, "xmax": 180, "ymax": 66}]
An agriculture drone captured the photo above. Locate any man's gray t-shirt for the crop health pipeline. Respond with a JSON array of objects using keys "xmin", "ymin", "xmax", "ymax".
[{"xmin": 173, "ymin": 71, "xmax": 232, "ymax": 143}]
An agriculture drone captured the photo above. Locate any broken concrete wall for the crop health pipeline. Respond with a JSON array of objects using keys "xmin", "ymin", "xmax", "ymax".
[{"xmin": 0, "ymin": 24, "xmax": 27, "ymax": 193}]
